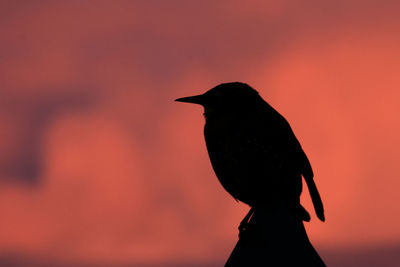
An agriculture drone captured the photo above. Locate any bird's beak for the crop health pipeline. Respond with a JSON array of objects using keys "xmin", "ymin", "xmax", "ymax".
[{"xmin": 175, "ymin": 94, "xmax": 205, "ymax": 105}]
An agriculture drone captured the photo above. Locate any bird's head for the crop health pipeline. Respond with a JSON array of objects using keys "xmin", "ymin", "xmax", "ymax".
[{"xmin": 175, "ymin": 82, "xmax": 261, "ymax": 115}]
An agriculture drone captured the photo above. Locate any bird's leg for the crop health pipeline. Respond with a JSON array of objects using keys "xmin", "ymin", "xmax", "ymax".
[{"xmin": 239, "ymin": 207, "xmax": 255, "ymax": 231}]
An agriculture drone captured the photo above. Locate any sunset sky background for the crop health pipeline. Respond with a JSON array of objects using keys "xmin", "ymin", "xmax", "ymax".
[{"xmin": 1, "ymin": 1, "xmax": 399, "ymax": 266}]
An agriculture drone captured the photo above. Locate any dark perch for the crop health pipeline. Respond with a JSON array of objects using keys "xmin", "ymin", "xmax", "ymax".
[{"xmin": 225, "ymin": 207, "xmax": 326, "ymax": 266}]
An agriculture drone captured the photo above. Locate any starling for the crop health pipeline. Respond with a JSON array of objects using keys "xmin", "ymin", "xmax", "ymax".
[{"xmin": 175, "ymin": 82, "xmax": 324, "ymax": 226}]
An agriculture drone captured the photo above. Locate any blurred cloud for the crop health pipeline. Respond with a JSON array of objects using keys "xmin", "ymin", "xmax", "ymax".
[
  {"xmin": 0, "ymin": 0, "xmax": 399, "ymax": 265},
  {"xmin": 0, "ymin": 87, "xmax": 94, "ymax": 182}
]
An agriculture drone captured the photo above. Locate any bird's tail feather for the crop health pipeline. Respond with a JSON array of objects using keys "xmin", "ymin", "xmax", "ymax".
[{"xmin": 304, "ymin": 175, "xmax": 325, "ymax": 222}]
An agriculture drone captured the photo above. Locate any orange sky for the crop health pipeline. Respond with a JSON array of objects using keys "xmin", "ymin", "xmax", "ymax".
[{"xmin": 0, "ymin": 1, "xmax": 399, "ymax": 266}]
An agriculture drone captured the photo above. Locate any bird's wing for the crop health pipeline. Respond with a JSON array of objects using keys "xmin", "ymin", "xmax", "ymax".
[
  {"xmin": 298, "ymin": 147, "xmax": 325, "ymax": 221},
  {"xmin": 279, "ymin": 117, "xmax": 325, "ymax": 222},
  {"xmin": 262, "ymin": 109, "xmax": 325, "ymax": 222}
]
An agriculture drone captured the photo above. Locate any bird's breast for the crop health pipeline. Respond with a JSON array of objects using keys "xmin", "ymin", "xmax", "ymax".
[{"xmin": 204, "ymin": 115, "xmax": 267, "ymax": 204}]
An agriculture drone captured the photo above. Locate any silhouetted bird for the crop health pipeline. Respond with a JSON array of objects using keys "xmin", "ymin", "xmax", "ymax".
[{"xmin": 175, "ymin": 82, "xmax": 324, "ymax": 228}]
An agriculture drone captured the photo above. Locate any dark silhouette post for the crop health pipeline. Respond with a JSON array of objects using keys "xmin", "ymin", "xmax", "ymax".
[
  {"xmin": 175, "ymin": 82, "xmax": 325, "ymax": 266},
  {"xmin": 225, "ymin": 206, "xmax": 325, "ymax": 266}
]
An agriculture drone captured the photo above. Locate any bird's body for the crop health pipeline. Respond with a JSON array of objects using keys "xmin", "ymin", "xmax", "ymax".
[
  {"xmin": 204, "ymin": 101, "xmax": 301, "ymax": 210},
  {"xmin": 176, "ymin": 82, "xmax": 324, "ymax": 222}
]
